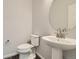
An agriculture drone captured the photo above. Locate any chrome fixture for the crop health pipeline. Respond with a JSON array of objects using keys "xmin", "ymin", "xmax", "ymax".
[{"xmin": 56, "ymin": 28, "xmax": 67, "ymax": 38}]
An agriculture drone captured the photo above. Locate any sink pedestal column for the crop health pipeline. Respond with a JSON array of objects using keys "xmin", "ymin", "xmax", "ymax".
[{"xmin": 52, "ymin": 48, "xmax": 63, "ymax": 59}]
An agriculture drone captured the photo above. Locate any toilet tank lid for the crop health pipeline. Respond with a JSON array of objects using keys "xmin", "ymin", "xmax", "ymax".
[
  {"xmin": 17, "ymin": 43, "xmax": 33, "ymax": 50},
  {"xmin": 31, "ymin": 34, "xmax": 39, "ymax": 38}
]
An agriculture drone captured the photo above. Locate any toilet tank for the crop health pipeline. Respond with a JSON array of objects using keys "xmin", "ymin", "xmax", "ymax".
[{"xmin": 31, "ymin": 34, "xmax": 40, "ymax": 47}]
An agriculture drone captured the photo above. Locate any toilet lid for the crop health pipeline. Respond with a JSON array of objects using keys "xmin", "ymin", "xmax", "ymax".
[{"xmin": 17, "ymin": 43, "xmax": 33, "ymax": 50}]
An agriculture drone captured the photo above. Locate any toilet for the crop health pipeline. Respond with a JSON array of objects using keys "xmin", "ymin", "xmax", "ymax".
[{"xmin": 17, "ymin": 34, "xmax": 40, "ymax": 59}]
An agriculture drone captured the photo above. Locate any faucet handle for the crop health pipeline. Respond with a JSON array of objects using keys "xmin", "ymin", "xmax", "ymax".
[{"xmin": 62, "ymin": 28, "xmax": 67, "ymax": 32}]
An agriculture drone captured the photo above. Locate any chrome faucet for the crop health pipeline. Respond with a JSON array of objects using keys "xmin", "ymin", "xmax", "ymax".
[{"xmin": 56, "ymin": 28, "xmax": 66, "ymax": 38}]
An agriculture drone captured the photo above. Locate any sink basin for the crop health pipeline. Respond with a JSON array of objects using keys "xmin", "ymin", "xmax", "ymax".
[
  {"xmin": 42, "ymin": 36, "xmax": 76, "ymax": 50},
  {"xmin": 42, "ymin": 36, "xmax": 76, "ymax": 59}
]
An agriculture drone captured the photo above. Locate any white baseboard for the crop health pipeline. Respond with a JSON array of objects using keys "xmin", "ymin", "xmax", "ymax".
[
  {"xmin": 36, "ymin": 52, "xmax": 45, "ymax": 59},
  {"xmin": 3, "ymin": 52, "xmax": 18, "ymax": 59}
]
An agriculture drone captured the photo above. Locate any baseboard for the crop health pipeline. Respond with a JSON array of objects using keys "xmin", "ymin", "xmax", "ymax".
[
  {"xmin": 36, "ymin": 52, "xmax": 45, "ymax": 59},
  {"xmin": 3, "ymin": 52, "xmax": 18, "ymax": 59}
]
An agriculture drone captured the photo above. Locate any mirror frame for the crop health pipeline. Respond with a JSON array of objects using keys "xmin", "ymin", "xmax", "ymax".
[{"xmin": 49, "ymin": 0, "xmax": 76, "ymax": 32}]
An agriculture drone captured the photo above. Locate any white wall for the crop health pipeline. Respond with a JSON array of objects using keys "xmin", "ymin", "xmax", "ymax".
[
  {"xmin": 32, "ymin": 0, "xmax": 54, "ymax": 59},
  {"xmin": 32, "ymin": 0, "xmax": 76, "ymax": 59},
  {"xmin": 63, "ymin": 49, "xmax": 76, "ymax": 59},
  {"xmin": 32, "ymin": 0, "xmax": 54, "ymax": 36},
  {"xmin": 3, "ymin": 0, "xmax": 32, "ymax": 58}
]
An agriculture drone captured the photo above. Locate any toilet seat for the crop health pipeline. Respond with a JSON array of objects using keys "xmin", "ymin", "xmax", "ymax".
[
  {"xmin": 17, "ymin": 48, "xmax": 32, "ymax": 53},
  {"xmin": 17, "ymin": 43, "xmax": 34, "ymax": 53},
  {"xmin": 17, "ymin": 43, "xmax": 33, "ymax": 50}
]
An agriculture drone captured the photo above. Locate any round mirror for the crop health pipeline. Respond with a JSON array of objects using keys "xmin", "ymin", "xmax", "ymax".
[{"xmin": 49, "ymin": 0, "xmax": 76, "ymax": 31}]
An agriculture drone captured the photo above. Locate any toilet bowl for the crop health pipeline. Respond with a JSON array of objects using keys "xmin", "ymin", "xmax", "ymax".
[
  {"xmin": 17, "ymin": 43, "xmax": 36, "ymax": 59},
  {"xmin": 17, "ymin": 34, "xmax": 40, "ymax": 59}
]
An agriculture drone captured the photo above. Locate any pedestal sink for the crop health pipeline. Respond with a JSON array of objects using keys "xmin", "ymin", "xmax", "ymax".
[{"xmin": 42, "ymin": 36, "xmax": 76, "ymax": 59}]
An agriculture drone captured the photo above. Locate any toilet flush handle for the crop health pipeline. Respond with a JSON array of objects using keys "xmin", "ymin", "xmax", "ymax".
[{"xmin": 5, "ymin": 40, "xmax": 10, "ymax": 44}]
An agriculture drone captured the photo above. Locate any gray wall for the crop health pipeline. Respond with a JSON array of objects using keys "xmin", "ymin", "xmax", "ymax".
[
  {"xmin": 3, "ymin": 0, "xmax": 32, "ymax": 58},
  {"xmin": 32, "ymin": 0, "xmax": 76, "ymax": 59}
]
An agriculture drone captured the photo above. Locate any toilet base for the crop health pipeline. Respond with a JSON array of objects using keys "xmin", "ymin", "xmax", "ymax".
[{"xmin": 19, "ymin": 53, "xmax": 36, "ymax": 59}]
